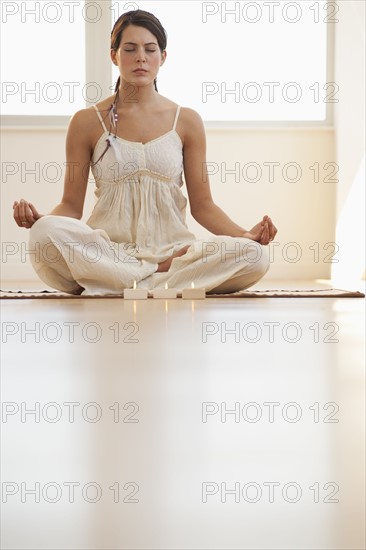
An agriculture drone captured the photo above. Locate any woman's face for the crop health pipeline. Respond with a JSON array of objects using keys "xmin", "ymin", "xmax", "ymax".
[{"xmin": 111, "ymin": 24, "xmax": 166, "ymax": 88}]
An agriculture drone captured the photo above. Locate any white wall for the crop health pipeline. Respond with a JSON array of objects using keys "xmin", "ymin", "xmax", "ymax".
[
  {"xmin": 332, "ymin": 0, "xmax": 365, "ymax": 284},
  {"xmin": 1, "ymin": 126, "xmax": 335, "ymax": 282}
]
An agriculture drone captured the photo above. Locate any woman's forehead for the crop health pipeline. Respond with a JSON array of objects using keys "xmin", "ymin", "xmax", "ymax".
[{"xmin": 121, "ymin": 24, "xmax": 158, "ymax": 43}]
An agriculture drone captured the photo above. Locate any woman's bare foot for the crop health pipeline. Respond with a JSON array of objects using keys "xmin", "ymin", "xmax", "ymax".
[{"xmin": 156, "ymin": 245, "xmax": 190, "ymax": 273}]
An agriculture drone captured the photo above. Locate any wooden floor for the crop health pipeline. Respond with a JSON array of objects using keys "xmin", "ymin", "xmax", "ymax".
[{"xmin": 1, "ymin": 280, "xmax": 365, "ymax": 550}]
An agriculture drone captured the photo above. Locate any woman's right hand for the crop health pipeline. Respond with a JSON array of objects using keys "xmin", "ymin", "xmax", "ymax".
[{"xmin": 13, "ymin": 199, "xmax": 44, "ymax": 229}]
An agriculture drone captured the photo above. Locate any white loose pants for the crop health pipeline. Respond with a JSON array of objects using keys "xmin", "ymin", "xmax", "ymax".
[{"xmin": 28, "ymin": 216, "xmax": 270, "ymax": 295}]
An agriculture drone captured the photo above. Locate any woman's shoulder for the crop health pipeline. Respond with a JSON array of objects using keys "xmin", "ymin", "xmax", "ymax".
[
  {"xmin": 67, "ymin": 106, "xmax": 97, "ymax": 131},
  {"xmin": 69, "ymin": 97, "xmax": 114, "ymax": 125},
  {"xmin": 66, "ymin": 98, "xmax": 115, "ymax": 145},
  {"xmin": 158, "ymin": 94, "xmax": 204, "ymax": 123},
  {"xmin": 177, "ymin": 106, "xmax": 205, "ymax": 145},
  {"xmin": 179, "ymin": 106, "xmax": 204, "ymax": 125}
]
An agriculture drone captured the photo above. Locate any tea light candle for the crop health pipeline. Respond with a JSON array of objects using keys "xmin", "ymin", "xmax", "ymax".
[
  {"xmin": 152, "ymin": 283, "xmax": 178, "ymax": 299},
  {"xmin": 124, "ymin": 280, "xmax": 148, "ymax": 300},
  {"xmin": 182, "ymin": 281, "xmax": 206, "ymax": 300}
]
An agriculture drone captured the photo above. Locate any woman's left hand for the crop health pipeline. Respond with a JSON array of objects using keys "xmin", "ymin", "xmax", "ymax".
[{"xmin": 244, "ymin": 215, "xmax": 277, "ymax": 245}]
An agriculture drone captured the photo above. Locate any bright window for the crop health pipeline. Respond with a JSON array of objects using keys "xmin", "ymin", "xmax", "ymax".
[
  {"xmin": 1, "ymin": 0, "xmax": 333, "ymax": 121},
  {"xmin": 112, "ymin": 0, "xmax": 332, "ymax": 121},
  {"xmin": 1, "ymin": 0, "xmax": 86, "ymax": 115}
]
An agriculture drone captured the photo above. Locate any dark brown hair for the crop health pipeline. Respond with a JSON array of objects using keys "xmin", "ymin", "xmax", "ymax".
[{"xmin": 111, "ymin": 9, "xmax": 168, "ymax": 93}]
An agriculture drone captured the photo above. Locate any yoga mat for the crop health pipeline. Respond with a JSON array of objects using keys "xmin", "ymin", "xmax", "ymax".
[{"xmin": 0, "ymin": 289, "xmax": 364, "ymax": 299}]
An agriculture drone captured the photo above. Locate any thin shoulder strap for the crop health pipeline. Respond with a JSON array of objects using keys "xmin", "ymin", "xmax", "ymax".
[
  {"xmin": 93, "ymin": 105, "xmax": 108, "ymax": 132},
  {"xmin": 172, "ymin": 105, "xmax": 181, "ymax": 131}
]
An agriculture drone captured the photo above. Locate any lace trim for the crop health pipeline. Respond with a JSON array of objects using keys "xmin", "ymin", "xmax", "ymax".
[{"xmin": 93, "ymin": 168, "xmax": 182, "ymax": 185}]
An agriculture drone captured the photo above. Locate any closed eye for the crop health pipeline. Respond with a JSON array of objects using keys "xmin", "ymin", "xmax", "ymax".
[{"xmin": 124, "ymin": 49, "xmax": 157, "ymax": 53}]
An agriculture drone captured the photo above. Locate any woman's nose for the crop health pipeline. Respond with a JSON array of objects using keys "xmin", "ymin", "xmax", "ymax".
[{"xmin": 136, "ymin": 48, "xmax": 146, "ymax": 62}]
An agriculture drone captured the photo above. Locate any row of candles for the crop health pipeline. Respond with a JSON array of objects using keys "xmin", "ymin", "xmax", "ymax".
[{"xmin": 124, "ymin": 281, "xmax": 206, "ymax": 300}]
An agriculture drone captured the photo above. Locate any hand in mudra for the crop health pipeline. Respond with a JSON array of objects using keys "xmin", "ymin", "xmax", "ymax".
[
  {"xmin": 243, "ymin": 215, "xmax": 277, "ymax": 245},
  {"xmin": 13, "ymin": 199, "xmax": 43, "ymax": 229}
]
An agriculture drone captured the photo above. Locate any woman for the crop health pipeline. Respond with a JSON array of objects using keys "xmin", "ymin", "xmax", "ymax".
[{"xmin": 13, "ymin": 9, "xmax": 277, "ymax": 295}]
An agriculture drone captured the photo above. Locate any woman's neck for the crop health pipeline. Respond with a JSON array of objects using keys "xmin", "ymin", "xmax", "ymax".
[{"xmin": 117, "ymin": 81, "xmax": 160, "ymax": 110}]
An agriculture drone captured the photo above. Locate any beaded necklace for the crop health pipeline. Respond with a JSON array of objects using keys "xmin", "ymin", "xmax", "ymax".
[
  {"xmin": 108, "ymin": 88, "xmax": 120, "ymax": 138},
  {"xmin": 91, "ymin": 89, "xmax": 120, "ymax": 166}
]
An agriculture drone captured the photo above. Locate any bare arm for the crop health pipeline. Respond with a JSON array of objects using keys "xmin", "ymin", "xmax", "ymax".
[
  {"xmin": 49, "ymin": 109, "xmax": 93, "ymax": 218},
  {"xmin": 182, "ymin": 109, "xmax": 277, "ymax": 244},
  {"xmin": 13, "ymin": 109, "xmax": 93, "ymax": 228},
  {"xmin": 182, "ymin": 109, "xmax": 247, "ymax": 235}
]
